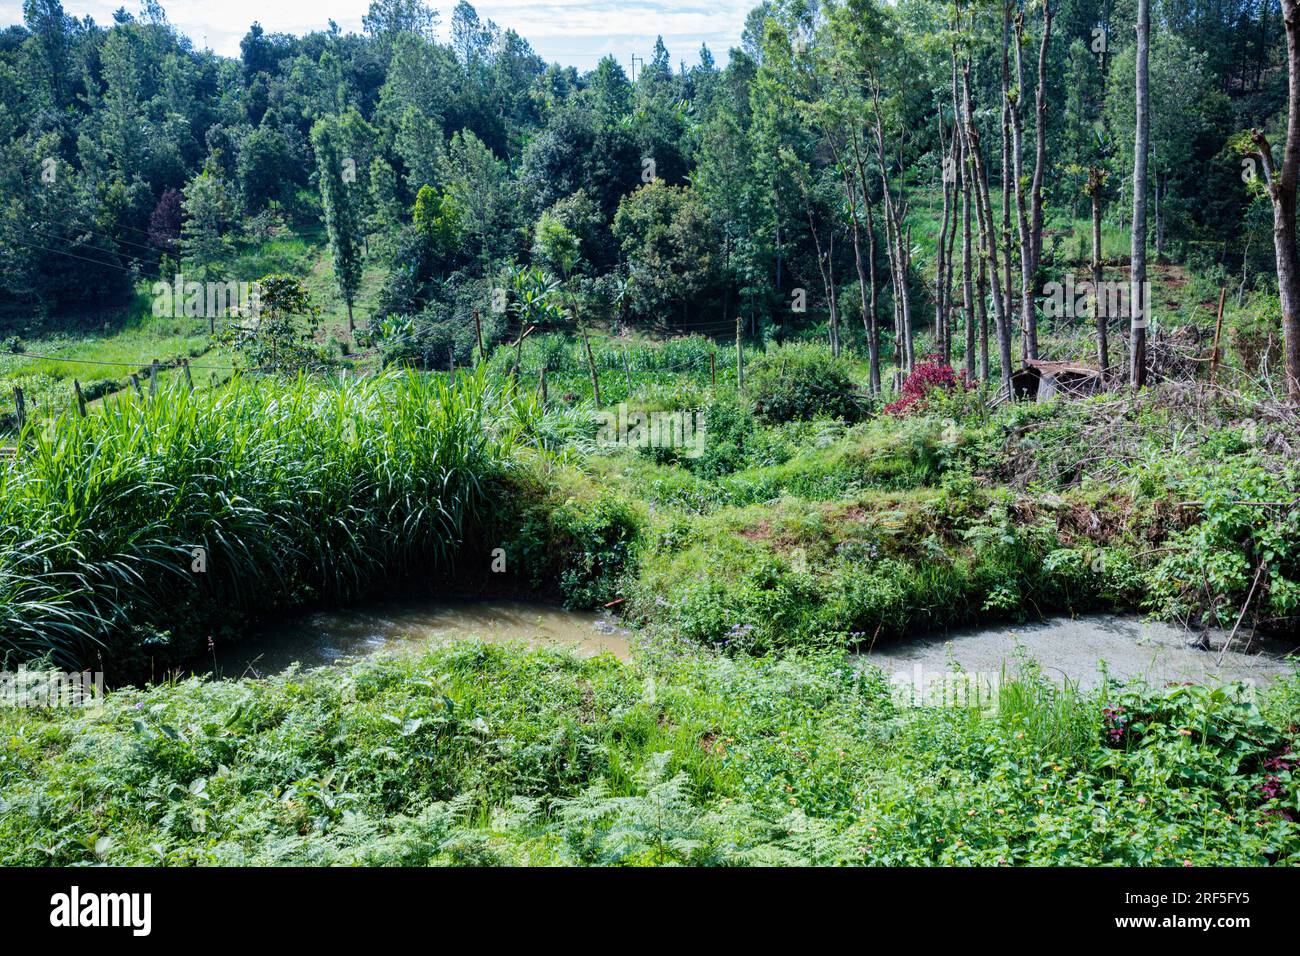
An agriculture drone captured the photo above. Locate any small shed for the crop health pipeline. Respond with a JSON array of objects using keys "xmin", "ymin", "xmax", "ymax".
[{"xmin": 1011, "ymin": 359, "xmax": 1104, "ymax": 403}]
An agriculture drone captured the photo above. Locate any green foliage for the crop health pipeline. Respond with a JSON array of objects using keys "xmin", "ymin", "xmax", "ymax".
[
  {"xmin": 748, "ymin": 344, "xmax": 868, "ymax": 424},
  {"xmin": 219, "ymin": 273, "xmax": 324, "ymax": 373},
  {"xmin": 0, "ymin": 368, "xmax": 551, "ymax": 675},
  {"xmin": 0, "ymin": 645, "xmax": 1295, "ymax": 866},
  {"xmin": 1147, "ymin": 457, "xmax": 1300, "ymax": 629},
  {"xmin": 412, "ymin": 184, "xmax": 461, "ymax": 255}
]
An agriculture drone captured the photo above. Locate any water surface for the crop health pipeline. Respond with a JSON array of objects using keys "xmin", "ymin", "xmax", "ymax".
[
  {"xmin": 860, "ymin": 615, "xmax": 1298, "ymax": 689},
  {"xmin": 209, "ymin": 598, "xmax": 631, "ymax": 677}
]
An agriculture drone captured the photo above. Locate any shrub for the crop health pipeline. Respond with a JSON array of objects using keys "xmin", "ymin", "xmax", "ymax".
[
  {"xmin": 748, "ymin": 344, "xmax": 867, "ymax": 424},
  {"xmin": 884, "ymin": 357, "xmax": 968, "ymax": 416}
]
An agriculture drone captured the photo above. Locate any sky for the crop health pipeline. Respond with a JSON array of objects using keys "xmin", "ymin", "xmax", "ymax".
[{"xmin": 0, "ymin": 0, "xmax": 753, "ymax": 71}]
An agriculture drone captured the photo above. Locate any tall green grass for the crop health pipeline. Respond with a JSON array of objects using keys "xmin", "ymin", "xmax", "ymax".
[{"xmin": 0, "ymin": 368, "xmax": 532, "ymax": 673}]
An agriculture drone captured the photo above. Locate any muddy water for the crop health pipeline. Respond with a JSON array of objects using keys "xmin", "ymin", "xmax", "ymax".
[
  {"xmin": 209, "ymin": 599, "xmax": 632, "ymax": 678},
  {"xmin": 860, "ymin": 615, "xmax": 1299, "ymax": 689}
]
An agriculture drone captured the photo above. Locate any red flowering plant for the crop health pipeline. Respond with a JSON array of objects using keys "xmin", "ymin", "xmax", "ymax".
[{"xmin": 883, "ymin": 355, "xmax": 970, "ymax": 416}]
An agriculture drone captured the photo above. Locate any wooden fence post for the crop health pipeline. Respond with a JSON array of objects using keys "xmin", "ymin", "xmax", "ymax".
[
  {"xmin": 73, "ymin": 380, "xmax": 87, "ymax": 417},
  {"xmin": 130, "ymin": 374, "xmax": 142, "ymax": 397},
  {"xmin": 183, "ymin": 360, "xmax": 193, "ymax": 392},
  {"xmin": 149, "ymin": 360, "xmax": 159, "ymax": 398},
  {"xmin": 581, "ymin": 326, "xmax": 602, "ymax": 406},
  {"xmin": 1209, "ymin": 286, "xmax": 1227, "ymax": 386},
  {"xmin": 510, "ymin": 324, "xmax": 535, "ymax": 386},
  {"xmin": 735, "ymin": 313, "xmax": 744, "ymax": 389},
  {"xmin": 473, "ymin": 309, "xmax": 485, "ymax": 364},
  {"xmin": 13, "ymin": 386, "xmax": 25, "ymax": 430}
]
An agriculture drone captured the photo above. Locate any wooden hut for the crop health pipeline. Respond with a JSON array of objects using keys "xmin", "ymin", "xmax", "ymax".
[{"xmin": 1010, "ymin": 359, "xmax": 1104, "ymax": 403}]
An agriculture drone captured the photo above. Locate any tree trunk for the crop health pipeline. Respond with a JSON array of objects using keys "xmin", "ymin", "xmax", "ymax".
[
  {"xmin": 864, "ymin": 185, "xmax": 881, "ymax": 393},
  {"xmin": 962, "ymin": 140, "xmax": 976, "ymax": 383},
  {"xmin": 963, "ymin": 61, "xmax": 1014, "ymax": 392},
  {"xmin": 869, "ymin": 83, "xmax": 911, "ymax": 376},
  {"xmin": 954, "ymin": 47, "xmax": 975, "ymax": 382},
  {"xmin": 936, "ymin": 124, "xmax": 954, "ymax": 363},
  {"xmin": 1000, "ymin": 4, "xmax": 1016, "ymax": 358},
  {"xmin": 850, "ymin": 129, "xmax": 882, "ymax": 393},
  {"xmin": 1011, "ymin": 13, "xmax": 1036, "ymax": 363},
  {"xmin": 1030, "ymin": 0, "xmax": 1052, "ymax": 288},
  {"xmin": 1090, "ymin": 173, "xmax": 1109, "ymax": 375},
  {"xmin": 902, "ymin": 226, "xmax": 915, "ymax": 369},
  {"xmin": 845, "ymin": 164, "xmax": 879, "ymax": 392},
  {"xmin": 1130, "ymin": 0, "xmax": 1151, "ymax": 389},
  {"xmin": 1254, "ymin": 0, "xmax": 1300, "ymax": 402}
]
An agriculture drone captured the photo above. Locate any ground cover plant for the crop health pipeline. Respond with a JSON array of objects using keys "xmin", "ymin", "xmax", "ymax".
[{"xmin": 1, "ymin": 644, "xmax": 1296, "ymax": 866}]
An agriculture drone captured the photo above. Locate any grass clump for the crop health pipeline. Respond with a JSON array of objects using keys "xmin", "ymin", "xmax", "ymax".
[{"xmin": 0, "ymin": 368, "xmax": 540, "ymax": 676}]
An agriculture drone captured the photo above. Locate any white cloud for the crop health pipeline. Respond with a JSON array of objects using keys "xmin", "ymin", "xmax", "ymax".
[{"xmin": 0, "ymin": 0, "xmax": 751, "ymax": 68}]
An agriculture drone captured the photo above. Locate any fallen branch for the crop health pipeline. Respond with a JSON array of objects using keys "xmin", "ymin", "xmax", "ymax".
[{"xmin": 1217, "ymin": 559, "xmax": 1268, "ymax": 666}]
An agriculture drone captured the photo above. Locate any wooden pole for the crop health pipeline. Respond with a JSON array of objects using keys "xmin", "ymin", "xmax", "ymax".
[
  {"xmin": 511, "ymin": 325, "xmax": 534, "ymax": 385},
  {"xmin": 183, "ymin": 360, "xmax": 193, "ymax": 392},
  {"xmin": 473, "ymin": 309, "xmax": 485, "ymax": 364},
  {"xmin": 130, "ymin": 374, "xmax": 143, "ymax": 398},
  {"xmin": 1209, "ymin": 286, "xmax": 1227, "ymax": 385},
  {"xmin": 621, "ymin": 347, "xmax": 633, "ymax": 396},
  {"xmin": 73, "ymin": 380, "xmax": 87, "ymax": 417},
  {"xmin": 735, "ymin": 313, "xmax": 744, "ymax": 389},
  {"xmin": 149, "ymin": 360, "xmax": 159, "ymax": 398},
  {"xmin": 581, "ymin": 326, "xmax": 602, "ymax": 406},
  {"xmin": 12, "ymin": 386, "xmax": 25, "ymax": 430}
]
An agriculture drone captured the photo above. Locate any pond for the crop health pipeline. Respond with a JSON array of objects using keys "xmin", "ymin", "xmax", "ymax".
[
  {"xmin": 859, "ymin": 614, "xmax": 1299, "ymax": 690},
  {"xmin": 206, "ymin": 598, "xmax": 632, "ymax": 678}
]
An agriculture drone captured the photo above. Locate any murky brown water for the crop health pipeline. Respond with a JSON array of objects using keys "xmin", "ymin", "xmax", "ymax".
[
  {"xmin": 860, "ymin": 615, "xmax": 1299, "ymax": 689},
  {"xmin": 207, "ymin": 599, "xmax": 632, "ymax": 678}
]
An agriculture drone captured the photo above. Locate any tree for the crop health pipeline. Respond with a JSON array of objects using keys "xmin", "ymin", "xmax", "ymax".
[
  {"xmin": 412, "ymin": 183, "xmax": 460, "ymax": 258},
  {"xmin": 237, "ymin": 122, "xmax": 295, "ymax": 213},
  {"xmin": 442, "ymin": 128, "xmax": 518, "ymax": 275},
  {"xmin": 148, "ymin": 187, "xmax": 183, "ymax": 253},
  {"xmin": 181, "ymin": 171, "xmax": 232, "ymax": 279},
  {"xmin": 1251, "ymin": 0, "xmax": 1300, "ymax": 403},
  {"xmin": 613, "ymin": 181, "xmax": 721, "ymax": 329},
  {"xmin": 1130, "ymin": 0, "xmax": 1150, "ymax": 389},
  {"xmin": 22, "ymin": 0, "xmax": 72, "ymax": 112},
  {"xmin": 532, "ymin": 211, "xmax": 581, "ymax": 278},
  {"xmin": 311, "ymin": 113, "xmax": 366, "ymax": 335},
  {"xmin": 223, "ymin": 274, "xmax": 322, "ymax": 374}
]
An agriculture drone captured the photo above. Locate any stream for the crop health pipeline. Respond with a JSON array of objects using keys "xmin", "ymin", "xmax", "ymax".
[
  {"xmin": 207, "ymin": 602, "xmax": 1297, "ymax": 691},
  {"xmin": 860, "ymin": 614, "xmax": 1298, "ymax": 690},
  {"xmin": 206, "ymin": 598, "xmax": 632, "ymax": 678}
]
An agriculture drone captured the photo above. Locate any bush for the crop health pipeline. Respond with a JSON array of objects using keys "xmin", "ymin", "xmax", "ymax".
[
  {"xmin": 884, "ymin": 357, "xmax": 968, "ymax": 416},
  {"xmin": 748, "ymin": 344, "xmax": 867, "ymax": 424}
]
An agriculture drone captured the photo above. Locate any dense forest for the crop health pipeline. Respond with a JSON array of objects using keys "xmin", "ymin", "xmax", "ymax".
[
  {"xmin": 1, "ymin": 1, "xmax": 1299, "ymax": 873},
  {"xmin": 1, "ymin": 0, "xmax": 1291, "ymax": 390}
]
